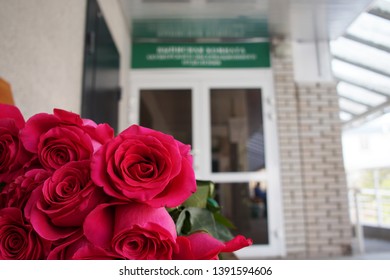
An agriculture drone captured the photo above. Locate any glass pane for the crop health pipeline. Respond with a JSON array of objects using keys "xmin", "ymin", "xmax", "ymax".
[
  {"xmin": 210, "ymin": 89, "xmax": 265, "ymax": 173},
  {"xmin": 347, "ymin": 13, "xmax": 390, "ymax": 49},
  {"xmin": 140, "ymin": 89, "xmax": 192, "ymax": 146},
  {"xmin": 330, "ymin": 37, "xmax": 390, "ymax": 76},
  {"xmin": 216, "ymin": 182, "xmax": 269, "ymax": 245},
  {"xmin": 340, "ymin": 112, "xmax": 353, "ymax": 122},
  {"xmin": 338, "ymin": 97, "xmax": 368, "ymax": 115},
  {"xmin": 332, "ymin": 60, "xmax": 390, "ymax": 94},
  {"xmin": 337, "ymin": 82, "xmax": 386, "ymax": 107}
]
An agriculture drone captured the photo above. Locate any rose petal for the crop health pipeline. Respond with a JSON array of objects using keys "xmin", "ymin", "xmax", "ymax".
[
  {"xmin": 222, "ymin": 235, "xmax": 253, "ymax": 253},
  {"xmin": 114, "ymin": 203, "xmax": 176, "ymax": 239},
  {"xmin": 29, "ymin": 201, "xmax": 76, "ymax": 241},
  {"xmin": 84, "ymin": 202, "xmax": 177, "ymax": 259},
  {"xmin": 48, "ymin": 230, "xmax": 120, "ymax": 260},
  {"xmin": 83, "ymin": 203, "xmax": 116, "ymax": 249},
  {"xmin": 173, "ymin": 236, "xmax": 194, "ymax": 260},
  {"xmin": 184, "ymin": 232, "xmax": 224, "ymax": 260},
  {"xmin": 147, "ymin": 157, "xmax": 196, "ymax": 208},
  {"xmin": 20, "ymin": 113, "xmax": 58, "ymax": 153},
  {"xmin": 173, "ymin": 232, "xmax": 252, "ymax": 260},
  {"xmin": 53, "ymin": 109, "xmax": 83, "ymax": 126},
  {"xmin": 0, "ymin": 104, "xmax": 25, "ymax": 129}
]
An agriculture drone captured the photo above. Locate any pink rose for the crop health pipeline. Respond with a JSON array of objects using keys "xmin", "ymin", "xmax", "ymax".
[
  {"xmin": 0, "ymin": 169, "xmax": 51, "ymax": 209},
  {"xmin": 25, "ymin": 160, "xmax": 107, "ymax": 240},
  {"xmin": 20, "ymin": 108, "xmax": 113, "ymax": 171},
  {"xmin": 0, "ymin": 104, "xmax": 25, "ymax": 128},
  {"xmin": 91, "ymin": 125, "xmax": 196, "ymax": 207},
  {"xmin": 48, "ymin": 230, "xmax": 120, "ymax": 260},
  {"xmin": 84, "ymin": 202, "xmax": 177, "ymax": 259},
  {"xmin": 0, "ymin": 207, "xmax": 51, "ymax": 259},
  {"xmin": 0, "ymin": 104, "xmax": 31, "ymax": 184},
  {"xmin": 173, "ymin": 232, "xmax": 252, "ymax": 260}
]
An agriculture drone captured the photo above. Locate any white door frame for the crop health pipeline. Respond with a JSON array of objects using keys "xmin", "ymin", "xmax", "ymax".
[{"xmin": 130, "ymin": 69, "xmax": 285, "ymax": 258}]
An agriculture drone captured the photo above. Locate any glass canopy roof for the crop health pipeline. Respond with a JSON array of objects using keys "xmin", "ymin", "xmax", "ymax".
[{"xmin": 330, "ymin": 0, "xmax": 390, "ymax": 128}]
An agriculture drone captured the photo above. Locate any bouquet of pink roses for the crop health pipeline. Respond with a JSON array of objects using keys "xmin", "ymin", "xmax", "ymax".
[{"xmin": 0, "ymin": 104, "xmax": 252, "ymax": 260}]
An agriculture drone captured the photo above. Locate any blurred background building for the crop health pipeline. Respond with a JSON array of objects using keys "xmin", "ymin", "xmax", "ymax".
[{"xmin": 1, "ymin": 0, "xmax": 389, "ymax": 259}]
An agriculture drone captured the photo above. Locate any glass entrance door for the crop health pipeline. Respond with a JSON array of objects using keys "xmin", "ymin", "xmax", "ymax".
[
  {"xmin": 130, "ymin": 70, "xmax": 284, "ymax": 258},
  {"xmin": 209, "ymin": 89, "xmax": 265, "ymax": 173},
  {"xmin": 207, "ymin": 88, "xmax": 269, "ymax": 245},
  {"xmin": 139, "ymin": 89, "xmax": 192, "ymax": 146}
]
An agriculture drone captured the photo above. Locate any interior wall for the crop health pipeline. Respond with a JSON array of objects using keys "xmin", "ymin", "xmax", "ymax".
[{"xmin": 0, "ymin": 0, "xmax": 87, "ymax": 119}]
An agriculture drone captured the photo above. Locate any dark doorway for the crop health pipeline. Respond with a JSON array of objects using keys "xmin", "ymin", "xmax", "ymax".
[{"xmin": 82, "ymin": 0, "xmax": 121, "ymax": 133}]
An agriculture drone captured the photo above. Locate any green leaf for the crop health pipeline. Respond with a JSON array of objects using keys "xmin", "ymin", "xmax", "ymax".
[
  {"xmin": 187, "ymin": 207, "xmax": 216, "ymax": 234},
  {"xmin": 213, "ymin": 211, "xmax": 236, "ymax": 229},
  {"xmin": 176, "ymin": 210, "xmax": 192, "ymax": 235},
  {"xmin": 196, "ymin": 180, "xmax": 215, "ymax": 197},
  {"xmin": 167, "ymin": 207, "xmax": 182, "ymax": 223},
  {"xmin": 215, "ymin": 221, "xmax": 235, "ymax": 242},
  {"xmin": 166, "ymin": 207, "xmax": 176, "ymax": 212},
  {"xmin": 176, "ymin": 206, "xmax": 236, "ymax": 242},
  {"xmin": 183, "ymin": 185, "xmax": 209, "ymax": 208}
]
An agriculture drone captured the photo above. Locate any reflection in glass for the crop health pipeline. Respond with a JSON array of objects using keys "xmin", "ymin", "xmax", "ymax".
[
  {"xmin": 210, "ymin": 89, "xmax": 265, "ymax": 172},
  {"xmin": 140, "ymin": 89, "xmax": 192, "ymax": 146},
  {"xmin": 216, "ymin": 182, "xmax": 269, "ymax": 245}
]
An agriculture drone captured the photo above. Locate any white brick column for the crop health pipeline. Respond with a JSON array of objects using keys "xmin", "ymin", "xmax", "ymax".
[
  {"xmin": 297, "ymin": 83, "xmax": 352, "ymax": 258},
  {"xmin": 273, "ymin": 52, "xmax": 307, "ymax": 258},
  {"xmin": 272, "ymin": 40, "xmax": 353, "ymax": 258}
]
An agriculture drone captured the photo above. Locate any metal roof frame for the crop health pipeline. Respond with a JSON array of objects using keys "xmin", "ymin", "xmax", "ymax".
[{"xmin": 331, "ymin": 0, "xmax": 390, "ymax": 129}]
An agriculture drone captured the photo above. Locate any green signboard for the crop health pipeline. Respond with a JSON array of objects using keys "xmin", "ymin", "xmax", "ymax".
[{"xmin": 132, "ymin": 42, "xmax": 270, "ymax": 69}]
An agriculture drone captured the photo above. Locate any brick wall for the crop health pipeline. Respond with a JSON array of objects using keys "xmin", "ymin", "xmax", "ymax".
[
  {"xmin": 297, "ymin": 83, "xmax": 352, "ymax": 258},
  {"xmin": 273, "ymin": 44, "xmax": 353, "ymax": 258}
]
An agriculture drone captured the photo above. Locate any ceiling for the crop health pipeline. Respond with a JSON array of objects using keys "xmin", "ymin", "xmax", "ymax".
[{"xmin": 119, "ymin": 0, "xmax": 373, "ymax": 41}]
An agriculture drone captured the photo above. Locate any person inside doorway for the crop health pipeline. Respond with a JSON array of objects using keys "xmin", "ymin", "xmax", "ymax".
[{"xmin": 252, "ymin": 183, "xmax": 267, "ymax": 219}]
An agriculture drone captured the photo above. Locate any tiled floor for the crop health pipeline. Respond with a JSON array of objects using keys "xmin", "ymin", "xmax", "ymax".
[{"xmin": 336, "ymin": 238, "xmax": 390, "ymax": 260}]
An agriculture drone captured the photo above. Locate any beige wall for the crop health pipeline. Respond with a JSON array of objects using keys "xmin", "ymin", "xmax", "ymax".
[
  {"xmin": 0, "ymin": 0, "xmax": 87, "ymax": 119},
  {"xmin": 0, "ymin": 0, "xmax": 130, "ymax": 130}
]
